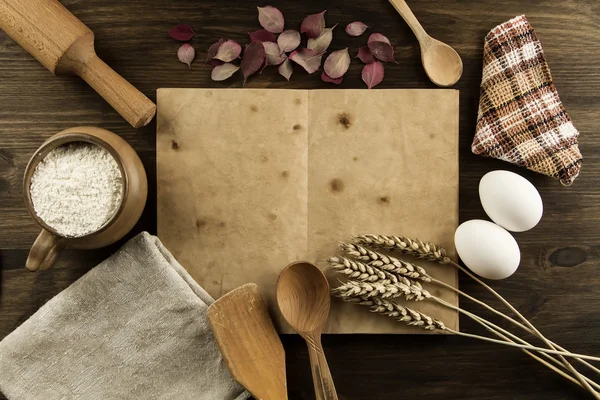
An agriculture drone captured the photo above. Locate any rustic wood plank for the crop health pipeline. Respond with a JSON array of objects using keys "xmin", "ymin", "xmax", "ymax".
[{"xmin": 1, "ymin": 0, "xmax": 599, "ymax": 398}]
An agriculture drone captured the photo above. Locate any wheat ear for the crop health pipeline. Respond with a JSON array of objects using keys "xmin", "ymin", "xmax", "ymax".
[
  {"xmin": 338, "ymin": 243, "xmax": 431, "ymax": 282},
  {"xmin": 352, "ymin": 234, "xmax": 451, "ymax": 263}
]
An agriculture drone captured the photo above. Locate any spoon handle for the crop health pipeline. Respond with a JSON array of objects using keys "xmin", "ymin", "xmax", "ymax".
[
  {"xmin": 306, "ymin": 333, "xmax": 338, "ymax": 400},
  {"xmin": 387, "ymin": 0, "xmax": 429, "ymax": 42}
]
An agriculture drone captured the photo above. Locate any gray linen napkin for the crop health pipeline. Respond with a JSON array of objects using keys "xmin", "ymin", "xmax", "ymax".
[{"xmin": 0, "ymin": 232, "xmax": 249, "ymax": 400}]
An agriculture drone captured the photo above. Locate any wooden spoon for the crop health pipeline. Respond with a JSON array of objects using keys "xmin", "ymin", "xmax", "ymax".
[
  {"xmin": 276, "ymin": 261, "xmax": 338, "ymax": 400},
  {"xmin": 388, "ymin": 0, "xmax": 463, "ymax": 87},
  {"xmin": 207, "ymin": 283, "xmax": 287, "ymax": 400}
]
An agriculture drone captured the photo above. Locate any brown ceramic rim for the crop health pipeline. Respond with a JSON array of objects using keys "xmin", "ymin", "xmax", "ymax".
[{"xmin": 23, "ymin": 132, "xmax": 128, "ymax": 239}]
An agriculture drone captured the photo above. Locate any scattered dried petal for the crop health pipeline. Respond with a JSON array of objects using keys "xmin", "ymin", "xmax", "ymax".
[
  {"xmin": 263, "ymin": 41, "xmax": 286, "ymax": 65},
  {"xmin": 168, "ymin": 24, "xmax": 195, "ymax": 41},
  {"xmin": 323, "ymin": 48, "xmax": 350, "ymax": 79},
  {"xmin": 278, "ymin": 58, "xmax": 293, "ymax": 80},
  {"xmin": 211, "ymin": 63, "xmax": 240, "ymax": 81},
  {"xmin": 241, "ymin": 41, "xmax": 266, "ymax": 82},
  {"xmin": 300, "ymin": 11, "xmax": 326, "ymax": 39},
  {"xmin": 345, "ymin": 21, "xmax": 369, "ymax": 36},
  {"xmin": 177, "ymin": 43, "xmax": 195, "ymax": 68},
  {"xmin": 321, "ymin": 71, "xmax": 343, "ymax": 84},
  {"xmin": 368, "ymin": 41, "xmax": 397, "ymax": 63},
  {"xmin": 362, "ymin": 61, "xmax": 384, "ymax": 89},
  {"xmin": 368, "ymin": 32, "xmax": 391, "ymax": 45},
  {"xmin": 289, "ymin": 48, "xmax": 323, "ymax": 74},
  {"xmin": 307, "ymin": 24, "xmax": 336, "ymax": 54},
  {"xmin": 356, "ymin": 46, "xmax": 376, "ymax": 64},
  {"xmin": 206, "ymin": 39, "xmax": 226, "ymax": 64},
  {"xmin": 214, "ymin": 40, "xmax": 242, "ymax": 62},
  {"xmin": 257, "ymin": 6, "xmax": 285, "ymax": 33},
  {"xmin": 249, "ymin": 30, "xmax": 277, "ymax": 43},
  {"xmin": 277, "ymin": 30, "xmax": 301, "ymax": 53}
]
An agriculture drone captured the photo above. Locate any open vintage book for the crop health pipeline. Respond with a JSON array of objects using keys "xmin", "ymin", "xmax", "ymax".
[{"xmin": 157, "ymin": 89, "xmax": 459, "ymax": 333}]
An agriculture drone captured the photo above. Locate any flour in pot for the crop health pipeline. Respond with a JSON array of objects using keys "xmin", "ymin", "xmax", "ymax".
[{"xmin": 30, "ymin": 142, "xmax": 123, "ymax": 237}]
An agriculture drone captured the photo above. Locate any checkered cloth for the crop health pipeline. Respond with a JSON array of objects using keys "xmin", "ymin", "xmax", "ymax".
[{"xmin": 472, "ymin": 15, "xmax": 582, "ymax": 186}]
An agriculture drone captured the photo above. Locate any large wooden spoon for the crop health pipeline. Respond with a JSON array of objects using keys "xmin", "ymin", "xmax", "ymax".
[
  {"xmin": 276, "ymin": 261, "xmax": 338, "ymax": 400},
  {"xmin": 389, "ymin": 0, "xmax": 463, "ymax": 87}
]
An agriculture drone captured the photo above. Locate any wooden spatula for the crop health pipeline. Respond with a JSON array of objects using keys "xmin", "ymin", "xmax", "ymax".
[{"xmin": 207, "ymin": 283, "xmax": 287, "ymax": 400}]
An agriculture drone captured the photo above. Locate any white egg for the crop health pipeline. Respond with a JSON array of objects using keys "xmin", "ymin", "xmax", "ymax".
[
  {"xmin": 479, "ymin": 170, "xmax": 543, "ymax": 232},
  {"xmin": 454, "ymin": 220, "xmax": 520, "ymax": 280}
]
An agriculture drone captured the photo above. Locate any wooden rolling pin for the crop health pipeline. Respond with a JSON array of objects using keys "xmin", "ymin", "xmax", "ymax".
[{"xmin": 0, "ymin": 0, "xmax": 156, "ymax": 128}]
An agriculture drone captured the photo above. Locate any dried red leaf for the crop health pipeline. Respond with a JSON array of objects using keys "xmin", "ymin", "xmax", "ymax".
[
  {"xmin": 277, "ymin": 30, "xmax": 301, "ymax": 53},
  {"xmin": 168, "ymin": 24, "xmax": 195, "ymax": 41},
  {"xmin": 321, "ymin": 71, "xmax": 342, "ymax": 84},
  {"xmin": 323, "ymin": 48, "xmax": 350, "ymax": 79},
  {"xmin": 211, "ymin": 63, "xmax": 240, "ymax": 81},
  {"xmin": 206, "ymin": 39, "xmax": 226, "ymax": 64},
  {"xmin": 248, "ymin": 30, "xmax": 276, "ymax": 44},
  {"xmin": 368, "ymin": 41, "xmax": 397, "ymax": 63},
  {"xmin": 289, "ymin": 48, "xmax": 323, "ymax": 74},
  {"xmin": 214, "ymin": 40, "xmax": 242, "ymax": 62},
  {"xmin": 241, "ymin": 41, "xmax": 266, "ymax": 82},
  {"xmin": 362, "ymin": 61, "xmax": 384, "ymax": 89},
  {"xmin": 300, "ymin": 11, "xmax": 326, "ymax": 39},
  {"xmin": 356, "ymin": 46, "xmax": 376, "ymax": 64},
  {"xmin": 307, "ymin": 24, "xmax": 336, "ymax": 54},
  {"xmin": 257, "ymin": 6, "xmax": 285, "ymax": 33},
  {"xmin": 263, "ymin": 41, "xmax": 286, "ymax": 65},
  {"xmin": 345, "ymin": 21, "xmax": 369, "ymax": 37},
  {"xmin": 278, "ymin": 58, "xmax": 293, "ymax": 80},
  {"xmin": 177, "ymin": 43, "xmax": 195, "ymax": 68},
  {"xmin": 368, "ymin": 32, "xmax": 391, "ymax": 45}
]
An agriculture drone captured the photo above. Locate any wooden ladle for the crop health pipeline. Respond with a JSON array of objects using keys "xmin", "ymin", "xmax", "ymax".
[
  {"xmin": 388, "ymin": 0, "xmax": 463, "ymax": 87},
  {"xmin": 276, "ymin": 261, "xmax": 338, "ymax": 400}
]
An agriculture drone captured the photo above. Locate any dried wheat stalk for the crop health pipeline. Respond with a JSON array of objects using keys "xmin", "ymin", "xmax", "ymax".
[
  {"xmin": 352, "ymin": 234, "xmax": 451, "ymax": 264},
  {"xmin": 333, "ymin": 279, "xmax": 429, "ymax": 301},
  {"xmin": 339, "ymin": 296, "xmax": 445, "ymax": 331},
  {"xmin": 338, "ymin": 243, "xmax": 432, "ymax": 282},
  {"xmin": 328, "ymin": 256, "xmax": 398, "ymax": 284},
  {"xmin": 341, "ymin": 234, "xmax": 599, "ymax": 397}
]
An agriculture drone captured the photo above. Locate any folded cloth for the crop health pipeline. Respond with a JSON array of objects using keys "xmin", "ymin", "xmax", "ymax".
[
  {"xmin": 472, "ymin": 15, "xmax": 583, "ymax": 186},
  {"xmin": 0, "ymin": 232, "xmax": 249, "ymax": 400}
]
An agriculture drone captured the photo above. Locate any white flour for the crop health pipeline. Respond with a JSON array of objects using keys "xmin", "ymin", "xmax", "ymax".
[{"xmin": 30, "ymin": 143, "xmax": 123, "ymax": 237}]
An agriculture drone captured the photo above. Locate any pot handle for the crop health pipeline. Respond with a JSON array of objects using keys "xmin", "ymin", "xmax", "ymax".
[{"xmin": 26, "ymin": 229, "xmax": 64, "ymax": 271}]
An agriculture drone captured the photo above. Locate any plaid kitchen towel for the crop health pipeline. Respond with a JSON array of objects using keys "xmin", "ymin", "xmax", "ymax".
[{"xmin": 472, "ymin": 15, "xmax": 582, "ymax": 186}]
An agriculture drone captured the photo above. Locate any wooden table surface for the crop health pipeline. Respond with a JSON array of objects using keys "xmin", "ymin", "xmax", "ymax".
[{"xmin": 1, "ymin": 0, "xmax": 599, "ymax": 399}]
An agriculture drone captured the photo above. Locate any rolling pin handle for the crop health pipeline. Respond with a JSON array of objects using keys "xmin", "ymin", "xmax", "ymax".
[{"xmin": 74, "ymin": 53, "xmax": 156, "ymax": 129}]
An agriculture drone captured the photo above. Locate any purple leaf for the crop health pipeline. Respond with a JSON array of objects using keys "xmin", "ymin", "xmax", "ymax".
[
  {"xmin": 362, "ymin": 61, "xmax": 384, "ymax": 89},
  {"xmin": 323, "ymin": 48, "xmax": 350, "ymax": 79},
  {"xmin": 263, "ymin": 41, "xmax": 286, "ymax": 65},
  {"xmin": 289, "ymin": 48, "xmax": 323, "ymax": 74},
  {"xmin": 321, "ymin": 71, "xmax": 343, "ymax": 84},
  {"xmin": 241, "ymin": 41, "xmax": 266, "ymax": 82},
  {"xmin": 300, "ymin": 11, "xmax": 326, "ymax": 39},
  {"xmin": 345, "ymin": 21, "xmax": 369, "ymax": 37},
  {"xmin": 277, "ymin": 30, "xmax": 301, "ymax": 53},
  {"xmin": 307, "ymin": 24, "xmax": 336, "ymax": 54},
  {"xmin": 368, "ymin": 41, "xmax": 397, "ymax": 63},
  {"xmin": 249, "ymin": 30, "xmax": 277, "ymax": 43},
  {"xmin": 368, "ymin": 32, "xmax": 391, "ymax": 45},
  {"xmin": 356, "ymin": 46, "xmax": 376, "ymax": 64},
  {"xmin": 211, "ymin": 63, "xmax": 240, "ymax": 81},
  {"xmin": 168, "ymin": 24, "xmax": 195, "ymax": 41},
  {"xmin": 278, "ymin": 58, "xmax": 293, "ymax": 80},
  {"xmin": 257, "ymin": 6, "xmax": 285, "ymax": 33},
  {"xmin": 206, "ymin": 39, "xmax": 226, "ymax": 64},
  {"xmin": 214, "ymin": 40, "xmax": 242, "ymax": 62},
  {"xmin": 177, "ymin": 43, "xmax": 195, "ymax": 68}
]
